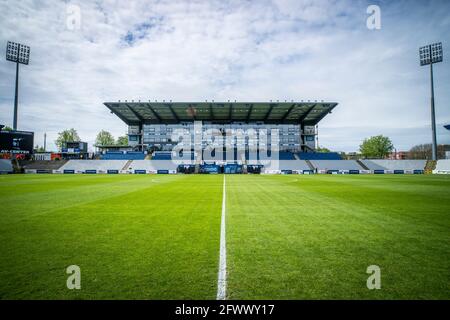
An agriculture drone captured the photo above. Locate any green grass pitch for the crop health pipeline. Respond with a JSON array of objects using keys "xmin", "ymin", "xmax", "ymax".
[{"xmin": 0, "ymin": 174, "xmax": 449, "ymax": 299}]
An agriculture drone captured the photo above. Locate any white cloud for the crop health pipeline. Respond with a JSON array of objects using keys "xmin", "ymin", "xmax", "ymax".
[{"xmin": 0, "ymin": 0, "xmax": 449, "ymax": 152}]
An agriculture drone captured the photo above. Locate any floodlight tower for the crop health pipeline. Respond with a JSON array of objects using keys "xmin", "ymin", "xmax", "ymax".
[
  {"xmin": 6, "ymin": 41, "xmax": 31, "ymax": 130},
  {"xmin": 419, "ymin": 42, "xmax": 443, "ymax": 161}
]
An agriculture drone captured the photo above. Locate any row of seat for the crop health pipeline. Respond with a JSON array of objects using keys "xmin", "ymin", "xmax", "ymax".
[
  {"xmin": 151, "ymin": 152, "xmax": 172, "ymax": 160},
  {"xmin": 433, "ymin": 159, "xmax": 450, "ymax": 174},
  {"xmin": 360, "ymin": 160, "xmax": 427, "ymax": 171},
  {"xmin": 297, "ymin": 152, "xmax": 342, "ymax": 160},
  {"xmin": 52, "ymin": 159, "xmax": 430, "ymax": 174},
  {"xmin": 100, "ymin": 151, "xmax": 146, "ymax": 160}
]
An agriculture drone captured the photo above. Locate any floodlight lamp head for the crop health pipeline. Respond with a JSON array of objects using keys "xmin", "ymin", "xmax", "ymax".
[
  {"xmin": 420, "ymin": 42, "xmax": 443, "ymax": 66},
  {"xmin": 6, "ymin": 41, "xmax": 30, "ymax": 65}
]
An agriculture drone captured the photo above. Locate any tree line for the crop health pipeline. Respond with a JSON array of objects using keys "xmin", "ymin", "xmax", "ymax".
[
  {"xmin": 53, "ymin": 128, "xmax": 128, "ymax": 151},
  {"xmin": 317, "ymin": 135, "xmax": 448, "ymax": 159}
]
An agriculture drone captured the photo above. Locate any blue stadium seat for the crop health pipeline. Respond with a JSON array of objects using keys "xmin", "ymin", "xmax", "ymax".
[
  {"xmin": 297, "ymin": 152, "xmax": 342, "ymax": 160},
  {"xmin": 101, "ymin": 151, "xmax": 145, "ymax": 160},
  {"xmin": 152, "ymin": 152, "xmax": 172, "ymax": 160},
  {"xmin": 278, "ymin": 152, "xmax": 296, "ymax": 160}
]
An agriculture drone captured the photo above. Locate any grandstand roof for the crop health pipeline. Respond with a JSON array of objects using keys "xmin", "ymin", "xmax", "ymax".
[{"xmin": 104, "ymin": 101, "xmax": 338, "ymax": 126}]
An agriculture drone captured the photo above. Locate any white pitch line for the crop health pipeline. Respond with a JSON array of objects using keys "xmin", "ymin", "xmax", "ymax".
[{"xmin": 217, "ymin": 175, "xmax": 227, "ymax": 300}]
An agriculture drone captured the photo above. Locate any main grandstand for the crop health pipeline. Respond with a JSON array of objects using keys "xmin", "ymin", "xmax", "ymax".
[{"xmin": 104, "ymin": 101, "xmax": 336, "ymax": 154}]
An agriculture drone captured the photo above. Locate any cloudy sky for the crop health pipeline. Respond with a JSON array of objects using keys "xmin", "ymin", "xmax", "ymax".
[{"xmin": 0, "ymin": 0, "xmax": 449, "ymax": 152}]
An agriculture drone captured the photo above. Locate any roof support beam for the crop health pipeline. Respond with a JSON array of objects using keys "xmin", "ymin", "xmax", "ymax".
[
  {"xmin": 104, "ymin": 101, "xmax": 337, "ymax": 126},
  {"xmin": 264, "ymin": 103, "xmax": 276, "ymax": 121},
  {"xmin": 146, "ymin": 103, "xmax": 162, "ymax": 123},
  {"xmin": 246, "ymin": 104, "xmax": 253, "ymax": 123},
  {"xmin": 280, "ymin": 104, "xmax": 296, "ymax": 122},
  {"xmin": 298, "ymin": 104, "xmax": 316, "ymax": 123},
  {"xmin": 105, "ymin": 103, "xmax": 134, "ymax": 125},
  {"xmin": 209, "ymin": 103, "xmax": 214, "ymax": 120},
  {"xmin": 167, "ymin": 104, "xmax": 179, "ymax": 122},
  {"xmin": 125, "ymin": 104, "xmax": 145, "ymax": 122},
  {"xmin": 188, "ymin": 104, "xmax": 196, "ymax": 121}
]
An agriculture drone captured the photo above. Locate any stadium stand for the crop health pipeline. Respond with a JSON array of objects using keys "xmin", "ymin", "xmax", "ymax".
[
  {"xmin": 152, "ymin": 152, "xmax": 172, "ymax": 160},
  {"xmin": 297, "ymin": 152, "xmax": 342, "ymax": 160},
  {"xmin": 433, "ymin": 160, "xmax": 450, "ymax": 174},
  {"xmin": 100, "ymin": 151, "xmax": 145, "ymax": 160},
  {"xmin": 277, "ymin": 160, "xmax": 311, "ymax": 172},
  {"xmin": 0, "ymin": 159, "xmax": 13, "ymax": 174},
  {"xmin": 356, "ymin": 159, "xmax": 370, "ymax": 170},
  {"xmin": 309, "ymin": 160, "xmax": 363, "ymax": 172},
  {"xmin": 181, "ymin": 151, "xmax": 196, "ymax": 161},
  {"xmin": 8, "ymin": 157, "xmax": 434, "ymax": 175},
  {"xmin": 20, "ymin": 160, "xmax": 67, "ymax": 173},
  {"xmin": 279, "ymin": 152, "xmax": 296, "ymax": 160},
  {"xmin": 359, "ymin": 160, "xmax": 388, "ymax": 171},
  {"xmin": 127, "ymin": 160, "xmax": 178, "ymax": 173},
  {"xmin": 57, "ymin": 160, "xmax": 128, "ymax": 173},
  {"xmin": 260, "ymin": 160, "xmax": 312, "ymax": 174},
  {"xmin": 203, "ymin": 151, "xmax": 224, "ymax": 163},
  {"xmin": 364, "ymin": 160, "xmax": 426, "ymax": 171}
]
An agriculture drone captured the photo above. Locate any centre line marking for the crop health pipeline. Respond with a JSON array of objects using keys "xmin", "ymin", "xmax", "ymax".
[{"xmin": 217, "ymin": 175, "xmax": 227, "ymax": 300}]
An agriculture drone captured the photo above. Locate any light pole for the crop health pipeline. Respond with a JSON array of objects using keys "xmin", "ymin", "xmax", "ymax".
[
  {"xmin": 419, "ymin": 42, "xmax": 443, "ymax": 161},
  {"xmin": 6, "ymin": 41, "xmax": 31, "ymax": 131}
]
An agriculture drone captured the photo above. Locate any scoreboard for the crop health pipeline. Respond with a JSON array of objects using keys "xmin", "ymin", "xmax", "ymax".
[{"xmin": 0, "ymin": 130, "xmax": 34, "ymax": 154}]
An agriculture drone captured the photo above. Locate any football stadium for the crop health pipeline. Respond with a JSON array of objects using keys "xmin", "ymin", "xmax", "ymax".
[
  {"xmin": 0, "ymin": 1, "xmax": 449, "ymax": 312},
  {"xmin": 1, "ymin": 100, "xmax": 449, "ymax": 301}
]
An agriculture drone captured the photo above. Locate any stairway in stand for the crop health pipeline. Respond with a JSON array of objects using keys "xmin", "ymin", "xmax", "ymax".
[
  {"xmin": 122, "ymin": 160, "xmax": 133, "ymax": 171},
  {"xmin": 305, "ymin": 160, "xmax": 315, "ymax": 171},
  {"xmin": 11, "ymin": 158, "xmax": 21, "ymax": 173},
  {"xmin": 356, "ymin": 159, "xmax": 369, "ymax": 170}
]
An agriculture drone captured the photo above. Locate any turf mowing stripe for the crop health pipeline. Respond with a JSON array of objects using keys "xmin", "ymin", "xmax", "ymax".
[{"xmin": 216, "ymin": 175, "xmax": 227, "ymax": 300}]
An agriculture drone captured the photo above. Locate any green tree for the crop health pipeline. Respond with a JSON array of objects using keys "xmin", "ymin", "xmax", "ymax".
[
  {"xmin": 95, "ymin": 130, "xmax": 115, "ymax": 146},
  {"xmin": 55, "ymin": 128, "xmax": 80, "ymax": 151},
  {"xmin": 316, "ymin": 146, "xmax": 331, "ymax": 153},
  {"xmin": 2, "ymin": 126, "xmax": 13, "ymax": 131},
  {"xmin": 116, "ymin": 135, "xmax": 128, "ymax": 146},
  {"xmin": 359, "ymin": 135, "xmax": 394, "ymax": 159}
]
